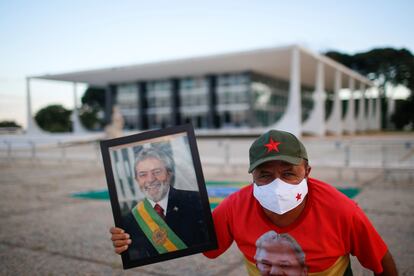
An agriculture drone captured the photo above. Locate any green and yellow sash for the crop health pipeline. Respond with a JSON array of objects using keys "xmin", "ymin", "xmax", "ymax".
[{"xmin": 132, "ymin": 199, "xmax": 187, "ymax": 254}]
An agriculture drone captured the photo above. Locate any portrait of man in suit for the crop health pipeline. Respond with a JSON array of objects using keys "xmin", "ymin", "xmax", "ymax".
[{"xmin": 121, "ymin": 147, "xmax": 209, "ymax": 260}]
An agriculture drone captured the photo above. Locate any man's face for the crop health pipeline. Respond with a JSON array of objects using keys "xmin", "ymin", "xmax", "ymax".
[
  {"xmin": 255, "ymin": 239, "xmax": 306, "ymax": 276},
  {"xmin": 252, "ymin": 160, "xmax": 310, "ymax": 186},
  {"xmin": 135, "ymin": 157, "xmax": 171, "ymax": 202}
]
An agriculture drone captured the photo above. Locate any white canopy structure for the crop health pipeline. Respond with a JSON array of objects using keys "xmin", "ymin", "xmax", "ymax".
[{"xmin": 28, "ymin": 45, "xmax": 380, "ymax": 136}]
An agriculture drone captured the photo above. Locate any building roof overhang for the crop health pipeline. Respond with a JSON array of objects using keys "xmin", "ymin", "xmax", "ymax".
[{"xmin": 31, "ymin": 45, "xmax": 374, "ymax": 91}]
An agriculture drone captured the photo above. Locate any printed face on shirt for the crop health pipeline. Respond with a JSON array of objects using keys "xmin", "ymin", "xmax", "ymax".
[
  {"xmin": 255, "ymin": 235, "xmax": 306, "ymax": 276},
  {"xmin": 252, "ymin": 160, "xmax": 310, "ymax": 186},
  {"xmin": 135, "ymin": 157, "xmax": 171, "ymax": 202}
]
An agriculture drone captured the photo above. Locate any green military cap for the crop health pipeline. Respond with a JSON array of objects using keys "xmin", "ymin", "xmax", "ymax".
[{"xmin": 248, "ymin": 130, "xmax": 308, "ymax": 173}]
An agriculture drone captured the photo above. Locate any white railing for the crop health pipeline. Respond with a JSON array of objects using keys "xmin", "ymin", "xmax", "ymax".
[
  {"xmin": 1, "ymin": 136, "xmax": 413, "ymax": 182},
  {"xmin": 0, "ymin": 139, "xmax": 102, "ymax": 163},
  {"xmin": 197, "ymin": 138, "xmax": 414, "ymax": 181}
]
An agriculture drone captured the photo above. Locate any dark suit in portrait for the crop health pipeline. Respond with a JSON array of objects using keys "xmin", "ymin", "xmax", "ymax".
[{"xmin": 122, "ymin": 187, "xmax": 209, "ymax": 260}]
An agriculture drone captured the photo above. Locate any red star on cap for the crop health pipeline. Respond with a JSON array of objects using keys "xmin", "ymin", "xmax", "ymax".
[
  {"xmin": 296, "ymin": 193, "xmax": 302, "ymax": 201},
  {"xmin": 264, "ymin": 137, "xmax": 281, "ymax": 153}
]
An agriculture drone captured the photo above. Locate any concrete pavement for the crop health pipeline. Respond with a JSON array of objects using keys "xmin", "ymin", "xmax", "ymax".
[{"xmin": 0, "ymin": 134, "xmax": 413, "ymax": 275}]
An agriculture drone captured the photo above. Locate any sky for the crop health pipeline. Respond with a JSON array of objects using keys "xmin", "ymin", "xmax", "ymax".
[{"xmin": 1, "ymin": 0, "xmax": 413, "ymax": 128}]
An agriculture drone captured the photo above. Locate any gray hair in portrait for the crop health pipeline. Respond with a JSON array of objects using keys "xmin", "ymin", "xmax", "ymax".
[
  {"xmin": 109, "ymin": 135, "xmax": 198, "ymax": 215},
  {"xmin": 255, "ymin": 230, "xmax": 307, "ymax": 270},
  {"xmin": 134, "ymin": 147, "xmax": 176, "ymax": 186}
]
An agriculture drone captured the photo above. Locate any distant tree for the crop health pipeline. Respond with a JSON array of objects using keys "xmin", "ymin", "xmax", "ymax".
[
  {"xmin": 325, "ymin": 48, "xmax": 414, "ymax": 130},
  {"xmin": 0, "ymin": 120, "xmax": 21, "ymax": 128},
  {"xmin": 81, "ymin": 86, "xmax": 106, "ymax": 108},
  {"xmin": 79, "ymin": 105, "xmax": 104, "ymax": 130},
  {"xmin": 80, "ymin": 86, "xmax": 106, "ymax": 130},
  {"xmin": 391, "ymin": 96, "xmax": 414, "ymax": 130},
  {"xmin": 35, "ymin": 104, "xmax": 72, "ymax": 132}
]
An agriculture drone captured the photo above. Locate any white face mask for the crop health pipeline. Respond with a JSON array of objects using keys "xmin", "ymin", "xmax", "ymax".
[{"xmin": 253, "ymin": 178, "xmax": 308, "ymax": 215}]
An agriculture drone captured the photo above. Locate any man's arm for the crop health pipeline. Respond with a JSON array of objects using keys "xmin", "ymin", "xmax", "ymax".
[
  {"xmin": 203, "ymin": 196, "xmax": 235, "ymax": 258},
  {"xmin": 375, "ymin": 250, "xmax": 398, "ymax": 276}
]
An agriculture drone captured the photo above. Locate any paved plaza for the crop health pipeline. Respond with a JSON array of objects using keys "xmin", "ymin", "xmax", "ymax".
[{"xmin": 0, "ymin": 133, "xmax": 413, "ymax": 275}]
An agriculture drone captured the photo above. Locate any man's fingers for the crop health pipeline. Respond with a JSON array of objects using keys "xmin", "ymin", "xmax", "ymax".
[
  {"xmin": 111, "ymin": 233, "xmax": 130, "ymax": 241},
  {"xmin": 110, "ymin": 227, "xmax": 130, "ymax": 255},
  {"xmin": 113, "ymin": 239, "xmax": 132, "ymax": 247},
  {"xmin": 115, "ymin": 245, "xmax": 129, "ymax": 254},
  {"xmin": 110, "ymin": 227, "xmax": 125, "ymax": 234}
]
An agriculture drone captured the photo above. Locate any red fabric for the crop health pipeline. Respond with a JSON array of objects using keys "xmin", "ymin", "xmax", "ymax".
[
  {"xmin": 203, "ymin": 178, "xmax": 387, "ymax": 274},
  {"xmin": 154, "ymin": 204, "xmax": 165, "ymax": 221}
]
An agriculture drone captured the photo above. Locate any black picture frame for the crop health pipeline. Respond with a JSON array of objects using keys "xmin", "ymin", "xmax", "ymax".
[{"xmin": 100, "ymin": 124, "xmax": 217, "ymax": 269}]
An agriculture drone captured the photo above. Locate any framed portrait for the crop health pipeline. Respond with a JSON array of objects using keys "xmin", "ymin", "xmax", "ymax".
[{"xmin": 100, "ymin": 124, "xmax": 217, "ymax": 269}]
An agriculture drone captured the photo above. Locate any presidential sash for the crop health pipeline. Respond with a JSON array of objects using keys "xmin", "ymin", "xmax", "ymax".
[{"xmin": 132, "ymin": 199, "xmax": 187, "ymax": 254}]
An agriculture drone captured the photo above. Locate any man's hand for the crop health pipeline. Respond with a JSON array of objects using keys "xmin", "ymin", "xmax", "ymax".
[{"xmin": 110, "ymin": 227, "xmax": 131, "ymax": 254}]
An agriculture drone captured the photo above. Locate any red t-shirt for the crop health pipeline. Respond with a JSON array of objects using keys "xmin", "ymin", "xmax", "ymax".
[{"xmin": 204, "ymin": 178, "xmax": 387, "ymax": 274}]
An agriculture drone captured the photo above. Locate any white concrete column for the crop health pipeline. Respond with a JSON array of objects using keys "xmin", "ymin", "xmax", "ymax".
[
  {"xmin": 367, "ymin": 89, "xmax": 374, "ymax": 130},
  {"xmin": 356, "ymin": 83, "xmax": 366, "ymax": 132},
  {"xmin": 387, "ymin": 87, "xmax": 395, "ymax": 123},
  {"xmin": 272, "ymin": 46, "xmax": 301, "ymax": 136},
  {"xmin": 302, "ymin": 61, "xmax": 326, "ymax": 136},
  {"xmin": 344, "ymin": 77, "xmax": 356, "ymax": 134},
  {"xmin": 71, "ymin": 82, "xmax": 88, "ymax": 133},
  {"xmin": 326, "ymin": 70, "xmax": 342, "ymax": 135},
  {"xmin": 25, "ymin": 77, "xmax": 44, "ymax": 135},
  {"xmin": 374, "ymin": 89, "xmax": 381, "ymax": 130}
]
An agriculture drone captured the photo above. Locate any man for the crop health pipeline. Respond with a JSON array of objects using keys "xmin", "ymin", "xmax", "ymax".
[
  {"xmin": 255, "ymin": 231, "xmax": 307, "ymax": 276},
  {"xmin": 118, "ymin": 147, "xmax": 208, "ymax": 260},
  {"xmin": 111, "ymin": 130, "xmax": 397, "ymax": 275}
]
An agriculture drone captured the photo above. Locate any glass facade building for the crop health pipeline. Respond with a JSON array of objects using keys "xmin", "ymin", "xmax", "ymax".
[
  {"xmin": 216, "ymin": 73, "xmax": 250, "ymax": 128},
  {"xmin": 114, "ymin": 71, "xmax": 315, "ymax": 130},
  {"xmin": 116, "ymin": 84, "xmax": 139, "ymax": 129},
  {"xmin": 179, "ymin": 77, "xmax": 209, "ymax": 128},
  {"xmin": 31, "ymin": 45, "xmax": 378, "ymax": 137},
  {"xmin": 145, "ymin": 80, "xmax": 172, "ymax": 129}
]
